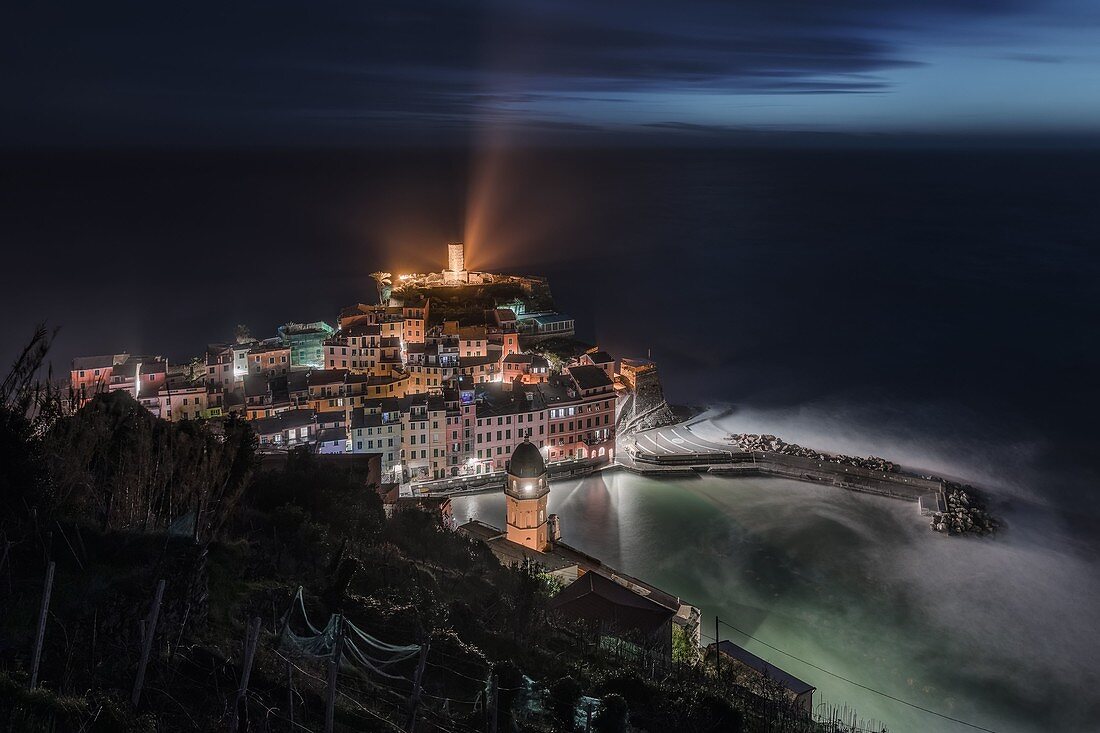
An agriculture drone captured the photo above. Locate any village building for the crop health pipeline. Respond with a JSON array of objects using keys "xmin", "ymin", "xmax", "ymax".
[
  {"xmin": 204, "ymin": 344, "xmax": 239, "ymax": 391},
  {"xmin": 350, "ymin": 399, "xmax": 402, "ymax": 478},
  {"xmin": 472, "ymin": 383, "xmax": 549, "ymax": 472},
  {"xmin": 399, "ymin": 392, "xmax": 448, "ymax": 481},
  {"xmin": 317, "ymin": 427, "xmax": 349, "ymax": 454},
  {"xmin": 708, "ymin": 641, "xmax": 816, "ymax": 713},
  {"xmin": 248, "ymin": 341, "xmax": 291, "ymax": 377},
  {"xmin": 501, "ymin": 353, "xmax": 550, "ymax": 384},
  {"xmin": 252, "ymin": 408, "xmax": 318, "ymax": 449},
  {"xmin": 541, "ymin": 365, "xmax": 616, "ymax": 462},
  {"xmin": 158, "ymin": 384, "xmax": 212, "ymax": 422},
  {"xmin": 107, "ymin": 355, "xmax": 168, "ymax": 399},
  {"xmin": 277, "ymin": 321, "xmax": 335, "ymax": 369},
  {"xmin": 516, "ymin": 311, "xmax": 575, "ymax": 341},
  {"xmin": 549, "ymin": 572, "xmax": 677, "ymax": 664},
  {"xmin": 307, "ymin": 368, "xmax": 349, "ymax": 414},
  {"xmin": 580, "ymin": 349, "xmax": 615, "ymax": 379},
  {"xmin": 70, "ymin": 353, "xmax": 129, "ymax": 405}
]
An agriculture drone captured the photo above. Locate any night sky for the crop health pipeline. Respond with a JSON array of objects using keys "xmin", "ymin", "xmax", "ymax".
[{"xmin": 5, "ymin": 0, "xmax": 1100, "ymax": 147}]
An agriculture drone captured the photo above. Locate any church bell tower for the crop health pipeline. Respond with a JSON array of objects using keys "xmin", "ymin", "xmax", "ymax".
[{"xmin": 504, "ymin": 437, "xmax": 550, "ymax": 551}]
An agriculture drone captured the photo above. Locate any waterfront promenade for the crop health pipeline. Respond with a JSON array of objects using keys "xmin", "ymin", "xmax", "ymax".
[{"xmin": 415, "ymin": 414, "xmax": 945, "ymax": 508}]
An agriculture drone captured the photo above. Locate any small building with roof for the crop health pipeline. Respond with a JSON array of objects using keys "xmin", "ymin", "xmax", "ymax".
[
  {"xmin": 253, "ymin": 408, "xmax": 317, "ymax": 450},
  {"xmin": 516, "ymin": 312, "xmax": 575, "ymax": 341},
  {"xmin": 550, "ymin": 571, "xmax": 677, "ymax": 662},
  {"xmin": 708, "ymin": 640, "xmax": 815, "ymax": 713}
]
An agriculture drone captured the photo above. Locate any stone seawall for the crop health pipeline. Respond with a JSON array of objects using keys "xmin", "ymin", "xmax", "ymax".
[{"xmin": 628, "ymin": 449, "xmax": 943, "ymax": 502}]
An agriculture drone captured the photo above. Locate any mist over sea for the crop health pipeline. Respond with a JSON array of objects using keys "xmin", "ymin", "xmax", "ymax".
[{"xmin": 3, "ymin": 145, "xmax": 1099, "ymax": 731}]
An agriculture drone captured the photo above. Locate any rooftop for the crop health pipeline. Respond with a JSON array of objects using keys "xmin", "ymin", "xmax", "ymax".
[
  {"xmin": 710, "ymin": 641, "xmax": 815, "ymax": 695},
  {"xmin": 549, "ymin": 571, "xmax": 677, "ymax": 635},
  {"xmin": 73, "ymin": 354, "xmax": 126, "ymax": 371},
  {"xmin": 567, "ymin": 365, "xmax": 613, "ymax": 391},
  {"xmin": 308, "ymin": 369, "xmax": 348, "ymax": 386},
  {"xmin": 252, "ymin": 408, "xmax": 316, "ymax": 435},
  {"xmin": 508, "ymin": 439, "xmax": 546, "ymax": 479}
]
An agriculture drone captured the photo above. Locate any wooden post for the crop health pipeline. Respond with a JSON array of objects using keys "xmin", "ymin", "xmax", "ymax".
[
  {"xmin": 324, "ymin": 615, "xmax": 345, "ymax": 733},
  {"xmin": 229, "ymin": 616, "xmax": 262, "ymax": 733},
  {"xmin": 404, "ymin": 638, "xmax": 430, "ymax": 733},
  {"xmin": 28, "ymin": 561, "xmax": 56, "ymax": 690},
  {"xmin": 585, "ymin": 701, "xmax": 593, "ymax": 732},
  {"xmin": 714, "ymin": 615, "xmax": 721, "ymax": 681},
  {"xmin": 131, "ymin": 579, "xmax": 166, "ymax": 708}
]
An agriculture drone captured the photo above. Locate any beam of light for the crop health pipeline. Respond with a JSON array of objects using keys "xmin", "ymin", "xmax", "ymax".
[{"xmin": 464, "ymin": 118, "xmax": 593, "ymax": 275}]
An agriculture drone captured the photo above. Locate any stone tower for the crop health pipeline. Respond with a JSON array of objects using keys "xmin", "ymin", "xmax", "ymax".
[
  {"xmin": 505, "ymin": 437, "xmax": 550, "ymax": 551},
  {"xmin": 447, "ymin": 241, "xmax": 465, "ymax": 273}
]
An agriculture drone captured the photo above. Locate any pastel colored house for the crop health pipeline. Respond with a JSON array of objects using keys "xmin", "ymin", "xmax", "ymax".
[
  {"xmin": 472, "ymin": 383, "xmax": 549, "ymax": 473},
  {"xmin": 70, "ymin": 353, "xmax": 129, "ymax": 405},
  {"xmin": 350, "ymin": 399, "xmax": 402, "ymax": 478},
  {"xmin": 108, "ymin": 356, "xmax": 168, "ymax": 400},
  {"xmin": 248, "ymin": 342, "xmax": 291, "ymax": 377},
  {"xmin": 542, "ymin": 366, "xmax": 616, "ymax": 462},
  {"xmin": 159, "ymin": 384, "xmax": 210, "ymax": 422}
]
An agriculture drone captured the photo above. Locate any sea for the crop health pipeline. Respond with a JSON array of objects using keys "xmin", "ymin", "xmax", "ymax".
[{"xmin": 2, "ymin": 145, "xmax": 1098, "ymax": 732}]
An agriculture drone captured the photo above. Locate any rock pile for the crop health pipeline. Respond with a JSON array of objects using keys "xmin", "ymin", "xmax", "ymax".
[
  {"xmin": 930, "ymin": 483, "xmax": 998, "ymax": 536},
  {"xmin": 727, "ymin": 433, "xmax": 898, "ymax": 472}
]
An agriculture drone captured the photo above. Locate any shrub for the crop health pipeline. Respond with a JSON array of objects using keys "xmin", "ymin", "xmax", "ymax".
[
  {"xmin": 548, "ymin": 676, "xmax": 584, "ymax": 730},
  {"xmin": 593, "ymin": 693, "xmax": 629, "ymax": 733}
]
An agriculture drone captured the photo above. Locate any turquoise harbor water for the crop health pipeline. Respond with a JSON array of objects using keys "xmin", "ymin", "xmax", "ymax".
[{"xmin": 452, "ymin": 459, "xmax": 1100, "ymax": 733}]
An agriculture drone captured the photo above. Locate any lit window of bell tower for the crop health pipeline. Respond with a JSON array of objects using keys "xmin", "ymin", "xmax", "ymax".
[{"xmin": 504, "ymin": 435, "xmax": 550, "ymax": 551}]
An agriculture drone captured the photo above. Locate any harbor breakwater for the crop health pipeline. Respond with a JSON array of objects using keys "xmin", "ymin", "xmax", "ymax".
[
  {"xmin": 624, "ymin": 441, "xmax": 999, "ymax": 536},
  {"xmin": 626, "ymin": 447, "xmax": 942, "ymax": 501}
]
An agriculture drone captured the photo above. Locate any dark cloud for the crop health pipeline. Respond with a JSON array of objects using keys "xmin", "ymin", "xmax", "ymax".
[{"xmin": 0, "ymin": 0, "xmax": 1069, "ymax": 144}]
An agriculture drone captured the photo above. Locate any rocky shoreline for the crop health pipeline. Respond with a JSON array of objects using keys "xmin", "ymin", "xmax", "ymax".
[
  {"xmin": 727, "ymin": 433, "xmax": 899, "ymax": 472},
  {"xmin": 930, "ymin": 483, "xmax": 998, "ymax": 536}
]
